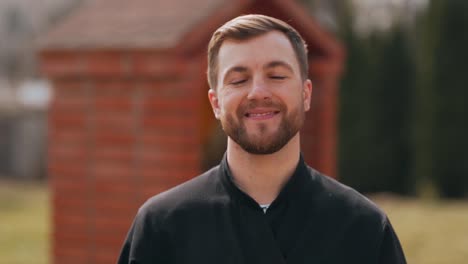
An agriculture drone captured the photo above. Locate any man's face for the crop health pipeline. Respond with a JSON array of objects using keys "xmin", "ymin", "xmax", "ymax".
[{"xmin": 208, "ymin": 31, "xmax": 312, "ymax": 155}]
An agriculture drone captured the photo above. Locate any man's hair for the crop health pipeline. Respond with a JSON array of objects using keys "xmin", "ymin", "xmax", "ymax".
[{"xmin": 207, "ymin": 14, "xmax": 309, "ymax": 90}]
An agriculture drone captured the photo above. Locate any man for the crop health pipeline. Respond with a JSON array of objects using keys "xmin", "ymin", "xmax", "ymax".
[{"xmin": 118, "ymin": 14, "xmax": 406, "ymax": 264}]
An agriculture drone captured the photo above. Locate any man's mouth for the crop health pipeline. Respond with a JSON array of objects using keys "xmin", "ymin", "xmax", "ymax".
[{"xmin": 244, "ymin": 110, "xmax": 280, "ymax": 119}]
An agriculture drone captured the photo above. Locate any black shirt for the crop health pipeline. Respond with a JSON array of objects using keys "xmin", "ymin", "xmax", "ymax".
[{"xmin": 118, "ymin": 155, "xmax": 406, "ymax": 264}]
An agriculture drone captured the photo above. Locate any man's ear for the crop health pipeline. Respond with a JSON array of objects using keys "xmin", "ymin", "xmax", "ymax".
[
  {"xmin": 303, "ymin": 79, "xmax": 312, "ymax": 112},
  {"xmin": 208, "ymin": 89, "xmax": 221, "ymax": 119}
]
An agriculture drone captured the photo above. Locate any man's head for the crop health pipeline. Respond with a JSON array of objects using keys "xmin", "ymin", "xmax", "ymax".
[
  {"xmin": 207, "ymin": 14, "xmax": 309, "ymax": 90},
  {"xmin": 207, "ymin": 15, "xmax": 312, "ymax": 155}
]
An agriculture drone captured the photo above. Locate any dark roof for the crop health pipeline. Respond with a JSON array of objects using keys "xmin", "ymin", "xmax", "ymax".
[
  {"xmin": 39, "ymin": 0, "xmax": 225, "ymax": 49},
  {"xmin": 39, "ymin": 0, "xmax": 344, "ymax": 62}
]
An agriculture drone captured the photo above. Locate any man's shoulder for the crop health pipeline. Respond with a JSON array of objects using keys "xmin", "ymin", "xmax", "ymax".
[
  {"xmin": 137, "ymin": 165, "xmax": 226, "ymax": 219},
  {"xmin": 305, "ymin": 166, "xmax": 387, "ymax": 225}
]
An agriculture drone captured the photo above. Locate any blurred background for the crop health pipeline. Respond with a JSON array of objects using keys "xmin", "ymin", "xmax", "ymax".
[{"xmin": 0, "ymin": 0, "xmax": 467, "ymax": 263}]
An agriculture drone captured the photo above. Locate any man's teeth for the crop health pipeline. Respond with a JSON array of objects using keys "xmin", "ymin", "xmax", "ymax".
[{"xmin": 249, "ymin": 112, "xmax": 274, "ymax": 117}]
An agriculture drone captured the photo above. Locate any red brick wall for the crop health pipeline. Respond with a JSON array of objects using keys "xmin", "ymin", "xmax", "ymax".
[
  {"xmin": 301, "ymin": 76, "xmax": 339, "ymax": 178},
  {"xmin": 42, "ymin": 50, "xmax": 203, "ymax": 264}
]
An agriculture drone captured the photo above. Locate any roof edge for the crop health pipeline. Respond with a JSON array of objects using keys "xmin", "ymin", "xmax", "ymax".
[{"xmin": 176, "ymin": 0, "xmax": 345, "ymax": 61}]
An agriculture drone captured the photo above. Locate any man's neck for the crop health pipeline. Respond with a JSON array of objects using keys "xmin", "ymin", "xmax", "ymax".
[{"xmin": 226, "ymin": 134, "xmax": 301, "ymax": 205}]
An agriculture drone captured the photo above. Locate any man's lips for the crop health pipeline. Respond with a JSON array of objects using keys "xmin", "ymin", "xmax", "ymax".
[{"xmin": 244, "ymin": 109, "xmax": 280, "ymax": 120}]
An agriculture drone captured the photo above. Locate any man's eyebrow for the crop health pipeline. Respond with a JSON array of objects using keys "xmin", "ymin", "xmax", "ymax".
[
  {"xmin": 264, "ymin": 60, "xmax": 294, "ymax": 73},
  {"xmin": 222, "ymin": 66, "xmax": 248, "ymax": 83}
]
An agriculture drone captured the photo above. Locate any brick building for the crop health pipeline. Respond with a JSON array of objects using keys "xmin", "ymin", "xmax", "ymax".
[{"xmin": 39, "ymin": 0, "xmax": 344, "ymax": 263}]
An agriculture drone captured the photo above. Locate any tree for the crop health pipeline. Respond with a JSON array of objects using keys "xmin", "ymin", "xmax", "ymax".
[
  {"xmin": 337, "ymin": 1, "xmax": 415, "ymax": 194},
  {"xmin": 433, "ymin": 0, "xmax": 468, "ymax": 198}
]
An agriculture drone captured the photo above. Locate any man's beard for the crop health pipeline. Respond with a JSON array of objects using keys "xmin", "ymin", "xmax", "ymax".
[{"xmin": 221, "ymin": 99, "xmax": 305, "ymax": 155}]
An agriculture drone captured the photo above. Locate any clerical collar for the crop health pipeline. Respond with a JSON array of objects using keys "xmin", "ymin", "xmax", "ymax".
[{"xmin": 219, "ymin": 153, "xmax": 309, "ymax": 212}]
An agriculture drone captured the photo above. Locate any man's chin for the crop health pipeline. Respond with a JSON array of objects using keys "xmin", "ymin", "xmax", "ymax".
[
  {"xmin": 238, "ymin": 134, "xmax": 287, "ymax": 155},
  {"xmin": 245, "ymin": 133, "xmax": 276, "ymax": 145}
]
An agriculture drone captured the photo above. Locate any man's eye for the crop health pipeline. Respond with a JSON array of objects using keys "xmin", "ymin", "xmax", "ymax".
[
  {"xmin": 270, "ymin": 76, "xmax": 286, "ymax": 80},
  {"xmin": 231, "ymin": 79, "xmax": 247, "ymax": 85}
]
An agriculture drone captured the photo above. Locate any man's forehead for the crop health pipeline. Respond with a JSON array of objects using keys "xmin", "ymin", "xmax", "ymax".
[{"xmin": 217, "ymin": 31, "xmax": 298, "ymax": 71}]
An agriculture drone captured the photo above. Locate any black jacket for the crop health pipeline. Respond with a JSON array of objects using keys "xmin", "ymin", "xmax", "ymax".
[{"xmin": 118, "ymin": 155, "xmax": 406, "ymax": 264}]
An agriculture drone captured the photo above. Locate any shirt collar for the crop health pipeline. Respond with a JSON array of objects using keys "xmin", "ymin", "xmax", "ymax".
[{"xmin": 218, "ymin": 153, "xmax": 310, "ymax": 210}]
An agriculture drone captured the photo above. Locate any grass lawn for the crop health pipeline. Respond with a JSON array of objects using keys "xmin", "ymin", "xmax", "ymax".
[
  {"xmin": 0, "ymin": 180, "xmax": 50, "ymax": 264},
  {"xmin": 374, "ymin": 194, "xmax": 468, "ymax": 264},
  {"xmin": 0, "ymin": 180, "xmax": 467, "ymax": 264}
]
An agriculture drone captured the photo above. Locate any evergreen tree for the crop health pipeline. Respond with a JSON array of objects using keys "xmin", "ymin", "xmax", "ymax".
[
  {"xmin": 371, "ymin": 27, "xmax": 415, "ymax": 194},
  {"xmin": 433, "ymin": 0, "xmax": 468, "ymax": 198},
  {"xmin": 339, "ymin": 10, "xmax": 415, "ymax": 194},
  {"xmin": 410, "ymin": 0, "xmax": 443, "ymax": 197}
]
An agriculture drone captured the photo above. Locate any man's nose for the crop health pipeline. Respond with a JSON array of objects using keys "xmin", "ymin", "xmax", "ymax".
[{"xmin": 247, "ymin": 77, "xmax": 272, "ymax": 101}]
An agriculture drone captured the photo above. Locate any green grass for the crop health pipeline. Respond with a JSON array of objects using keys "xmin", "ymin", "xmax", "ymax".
[
  {"xmin": 0, "ymin": 181, "xmax": 467, "ymax": 264},
  {"xmin": 0, "ymin": 180, "xmax": 50, "ymax": 264}
]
